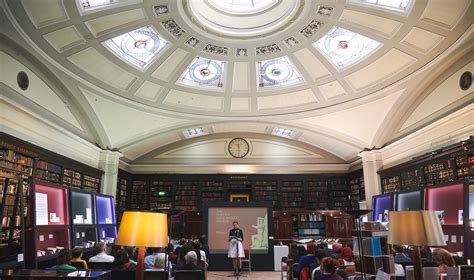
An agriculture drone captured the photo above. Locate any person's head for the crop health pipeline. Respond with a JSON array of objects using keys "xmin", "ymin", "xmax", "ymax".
[
  {"xmin": 125, "ymin": 246, "xmax": 136, "ymax": 260},
  {"xmin": 332, "ymin": 243, "xmax": 342, "ymax": 253},
  {"xmin": 151, "ymin": 247, "xmax": 161, "ymax": 254},
  {"xmin": 297, "ymin": 245, "xmax": 307, "ymax": 256},
  {"xmin": 113, "ymin": 249, "xmax": 130, "ymax": 265},
  {"xmin": 341, "ymin": 247, "xmax": 353, "ymax": 261},
  {"xmin": 179, "ymin": 243, "xmax": 194, "ymax": 262},
  {"xmin": 96, "ymin": 242, "xmax": 107, "ymax": 254},
  {"xmin": 153, "ymin": 253, "xmax": 166, "ymax": 269},
  {"xmin": 306, "ymin": 243, "xmax": 316, "ymax": 255},
  {"xmin": 199, "ymin": 235, "xmax": 207, "ymax": 245},
  {"xmin": 184, "ymin": 251, "xmax": 197, "ymax": 265},
  {"xmin": 321, "ymin": 257, "xmax": 339, "ymax": 275},
  {"xmin": 56, "ymin": 249, "xmax": 72, "ymax": 265},
  {"xmin": 110, "ymin": 245, "xmax": 122, "ymax": 257},
  {"xmin": 72, "ymin": 247, "xmax": 83, "ymax": 259},
  {"xmin": 233, "ymin": 221, "xmax": 239, "ymax": 229},
  {"xmin": 315, "ymin": 249, "xmax": 327, "ymax": 262},
  {"xmin": 432, "ymin": 248, "xmax": 455, "ymax": 267},
  {"xmin": 392, "ymin": 244, "xmax": 404, "ymax": 254},
  {"xmin": 192, "ymin": 241, "xmax": 201, "ymax": 250}
]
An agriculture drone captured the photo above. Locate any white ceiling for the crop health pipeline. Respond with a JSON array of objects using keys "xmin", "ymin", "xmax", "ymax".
[{"xmin": 0, "ymin": 0, "xmax": 472, "ymax": 172}]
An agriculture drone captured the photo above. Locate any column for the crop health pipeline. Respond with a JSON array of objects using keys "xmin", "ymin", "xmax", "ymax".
[
  {"xmin": 98, "ymin": 150, "xmax": 122, "ymax": 197},
  {"xmin": 358, "ymin": 150, "xmax": 383, "ymax": 210}
]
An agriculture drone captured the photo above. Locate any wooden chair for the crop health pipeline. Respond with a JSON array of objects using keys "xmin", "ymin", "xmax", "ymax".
[
  {"xmin": 111, "ymin": 270, "xmax": 136, "ymax": 280},
  {"xmin": 241, "ymin": 249, "xmax": 251, "ymax": 273},
  {"xmin": 174, "ymin": 270, "xmax": 203, "ymax": 280},
  {"xmin": 144, "ymin": 270, "xmax": 169, "ymax": 280},
  {"xmin": 70, "ymin": 261, "xmax": 87, "ymax": 269},
  {"xmin": 88, "ymin": 262, "xmax": 113, "ymax": 270}
]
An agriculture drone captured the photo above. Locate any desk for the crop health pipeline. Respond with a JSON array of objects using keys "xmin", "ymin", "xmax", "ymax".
[
  {"xmin": 0, "ymin": 269, "xmax": 111, "ymax": 280},
  {"xmin": 274, "ymin": 245, "xmax": 289, "ymax": 271}
]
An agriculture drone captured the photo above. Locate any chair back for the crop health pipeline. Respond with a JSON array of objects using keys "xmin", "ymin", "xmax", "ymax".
[
  {"xmin": 111, "ymin": 270, "xmax": 135, "ymax": 280},
  {"xmin": 174, "ymin": 270, "xmax": 203, "ymax": 280},
  {"xmin": 70, "ymin": 262, "xmax": 87, "ymax": 269},
  {"xmin": 144, "ymin": 270, "xmax": 169, "ymax": 280},
  {"xmin": 88, "ymin": 262, "xmax": 113, "ymax": 270}
]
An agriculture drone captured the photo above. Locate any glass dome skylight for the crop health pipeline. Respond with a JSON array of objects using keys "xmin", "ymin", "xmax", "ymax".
[
  {"xmin": 208, "ymin": 0, "xmax": 278, "ymax": 14},
  {"xmin": 178, "ymin": 57, "xmax": 225, "ymax": 88},
  {"xmin": 314, "ymin": 27, "xmax": 381, "ymax": 70},
  {"xmin": 258, "ymin": 56, "xmax": 303, "ymax": 88},
  {"xmin": 350, "ymin": 0, "xmax": 412, "ymax": 13},
  {"xmin": 103, "ymin": 26, "xmax": 168, "ymax": 70}
]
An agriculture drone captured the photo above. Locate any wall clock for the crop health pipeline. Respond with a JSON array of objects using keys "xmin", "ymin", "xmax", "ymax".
[{"xmin": 228, "ymin": 138, "xmax": 250, "ymax": 158}]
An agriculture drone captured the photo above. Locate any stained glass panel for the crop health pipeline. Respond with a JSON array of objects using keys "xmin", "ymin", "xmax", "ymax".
[
  {"xmin": 178, "ymin": 57, "xmax": 225, "ymax": 88},
  {"xmin": 258, "ymin": 56, "xmax": 303, "ymax": 88}
]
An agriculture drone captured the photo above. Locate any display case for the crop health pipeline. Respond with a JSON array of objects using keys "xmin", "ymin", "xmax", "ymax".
[
  {"xmin": 95, "ymin": 195, "xmax": 116, "ymax": 245},
  {"xmin": 394, "ymin": 190, "xmax": 423, "ymax": 211},
  {"xmin": 424, "ymin": 181, "xmax": 467, "ymax": 257},
  {"xmin": 372, "ymin": 194, "xmax": 392, "ymax": 222},
  {"xmin": 69, "ymin": 190, "xmax": 97, "ymax": 250},
  {"xmin": 26, "ymin": 182, "xmax": 70, "ymax": 267}
]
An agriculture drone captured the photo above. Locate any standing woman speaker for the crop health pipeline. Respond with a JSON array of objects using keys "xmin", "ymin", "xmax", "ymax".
[{"xmin": 228, "ymin": 221, "xmax": 245, "ymax": 276}]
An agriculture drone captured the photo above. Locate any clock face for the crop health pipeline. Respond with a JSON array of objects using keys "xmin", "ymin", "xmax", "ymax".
[{"xmin": 228, "ymin": 138, "xmax": 250, "ymax": 158}]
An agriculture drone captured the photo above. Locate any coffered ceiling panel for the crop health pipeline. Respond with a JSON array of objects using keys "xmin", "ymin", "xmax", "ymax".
[
  {"xmin": 134, "ymin": 81, "xmax": 163, "ymax": 102},
  {"xmin": 420, "ymin": 0, "xmax": 471, "ymax": 29},
  {"xmin": 85, "ymin": 8, "xmax": 147, "ymax": 37},
  {"xmin": 257, "ymin": 89, "xmax": 318, "ymax": 111},
  {"xmin": 163, "ymin": 89, "xmax": 225, "ymax": 112},
  {"xmin": 292, "ymin": 48, "xmax": 331, "ymax": 81},
  {"xmin": 401, "ymin": 27, "xmax": 444, "ymax": 54},
  {"xmin": 232, "ymin": 62, "xmax": 251, "ymax": 92},
  {"xmin": 318, "ymin": 81, "xmax": 348, "ymax": 101},
  {"xmin": 43, "ymin": 25, "xmax": 85, "ymax": 53},
  {"xmin": 339, "ymin": 9, "xmax": 402, "ymax": 38},
  {"xmin": 151, "ymin": 48, "xmax": 189, "ymax": 82},
  {"xmin": 68, "ymin": 48, "xmax": 137, "ymax": 91},
  {"xmin": 21, "ymin": 0, "xmax": 67, "ymax": 28}
]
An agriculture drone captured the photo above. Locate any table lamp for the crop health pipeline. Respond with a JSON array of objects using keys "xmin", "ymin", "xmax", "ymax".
[
  {"xmin": 388, "ymin": 211, "xmax": 446, "ymax": 280},
  {"xmin": 116, "ymin": 211, "xmax": 168, "ymax": 280}
]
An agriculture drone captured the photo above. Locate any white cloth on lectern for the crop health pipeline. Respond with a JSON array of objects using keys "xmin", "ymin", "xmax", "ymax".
[{"xmin": 228, "ymin": 238, "xmax": 245, "ymax": 258}]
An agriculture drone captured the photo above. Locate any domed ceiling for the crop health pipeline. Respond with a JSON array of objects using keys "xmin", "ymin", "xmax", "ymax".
[{"xmin": 1, "ymin": 0, "xmax": 472, "ymax": 172}]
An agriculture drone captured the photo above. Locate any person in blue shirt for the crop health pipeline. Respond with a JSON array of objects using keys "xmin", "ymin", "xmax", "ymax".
[
  {"xmin": 295, "ymin": 243, "xmax": 317, "ymax": 278},
  {"xmin": 392, "ymin": 244, "xmax": 412, "ymax": 263},
  {"xmin": 144, "ymin": 247, "xmax": 162, "ymax": 269}
]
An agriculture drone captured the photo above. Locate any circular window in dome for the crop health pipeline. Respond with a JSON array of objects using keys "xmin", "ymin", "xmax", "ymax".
[
  {"xmin": 178, "ymin": 57, "xmax": 225, "ymax": 88},
  {"xmin": 208, "ymin": 0, "xmax": 278, "ymax": 14},
  {"xmin": 258, "ymin": 56, "xmax": 303, "ymax": 88}
]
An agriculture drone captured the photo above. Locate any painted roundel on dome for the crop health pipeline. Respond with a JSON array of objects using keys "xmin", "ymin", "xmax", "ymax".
[
  {"xmin": 178, "ymin": 57, "xmax": 225, "ymax": 88},
  {"xmin": 103, "ymin": 26, "xmax": 169, "ymax": 70},
  {"xmin": 258, "ymin": 56, "xmax": 303, "ymax": 88}
]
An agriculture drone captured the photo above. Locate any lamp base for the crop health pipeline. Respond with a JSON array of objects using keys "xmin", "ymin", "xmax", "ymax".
[{"xmin": 412, "ymin": 246, "xmax": 423, "ymax": 280}]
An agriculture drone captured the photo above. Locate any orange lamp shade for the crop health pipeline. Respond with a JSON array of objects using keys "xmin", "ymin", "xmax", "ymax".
[
  {"xmin": 388, "ymin": 211, "xmax": 446, "ymax": 246},
  {"xmin": 116, "ymin": 211, "xmax": 168, "ymax": 247}
]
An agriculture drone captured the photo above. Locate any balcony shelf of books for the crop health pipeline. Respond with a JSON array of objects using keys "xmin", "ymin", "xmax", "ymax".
[
  {"xmin": 69, "ymin": 189, "xmax": 97, "ymax": 252},
  {"xmin": 280, "ymin": 181, "xmax": 305, "ymax": 211},
  {"xmin": 95, "ymin": 194, "xmax": 116, "ymax": 246},
  {"xmin": 306, "ymin": 180, "xmax": 329, "ymax": 210},
  {"xmin": 26, "ymin": 182, "xmax": 70, "ymax": 268},
  {"xmin": 129, "ymin": 181, "xmax": 148, "ymax": 210},
  {"xmin": 201, "ymin": 180, "xmax": 225, "ymax": 203},
  {"xmin": 149, "ymin": 180, "xmax": 173, "ymax": 210},
  {"xmin": 115, "ymin": 175, "xmax": 128, "ymax": 224},
  {"xmin": 293, "ymin": 213, "xmax": 326, "ymax": 239},
  {"xmin": 253, "ymin": 180, "xmax": 278, "ymax": 208},
  {"xmin": 174, "ymin": 181, "xmax": 199, "ymax": 211}
]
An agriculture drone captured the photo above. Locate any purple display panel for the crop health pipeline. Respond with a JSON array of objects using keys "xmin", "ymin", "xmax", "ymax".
[
  {"xmin": 373, "ymin": 195, "xmax": 392, "ymax": 222},
  {"xmin": 424, "ymin": 183, "xmax": 464, "ymax": 226},
  {"xmin": 395, "ymin": 190, "xmax": 422, "ymax": 211},
  {"xmin": 98, "ymin": 225, "xmax": 117, "ymax": 244},
  {"xmin": 96, "ymin": 195, "xmax": 115, "ymax": 225}
]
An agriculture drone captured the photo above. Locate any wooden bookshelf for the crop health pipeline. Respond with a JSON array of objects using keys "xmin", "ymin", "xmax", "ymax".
[
  {"xmin": 174, "ymin": 181, "xmax": 199, "ymax": 211},
  {"xmin": 201, "ymin": 180, "xmax": 225, "ymax": 202},
  {"xmin": 129, "ymin": 181, "xmax": 148, "ymax": 210},
  {"xmin": 306, "ymin": 180, "xmax": 329, "ymax": 210},
  {"xmin": 280, "ymin": 181, "xmax": 304, "ymax": 210},
  {"xmin": 253, "ymin": 180, "xmax": 278, "ymax": 207},
  {"xmin": 149, "ymin": 180, "xmax": 173, "ymax": 210}
]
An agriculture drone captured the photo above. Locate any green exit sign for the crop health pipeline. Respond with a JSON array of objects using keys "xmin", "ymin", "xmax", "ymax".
[{"xmin": 158, "ymin": 191, "xmax": 167, "ymax": 196}]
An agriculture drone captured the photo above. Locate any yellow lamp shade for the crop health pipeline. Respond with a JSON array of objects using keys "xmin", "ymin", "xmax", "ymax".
[
  {"xmin": 388, "ymin": 211, "xmax": 446, "ymax": 246},
  {"xmin": 116, "ymin": 211, "xmax": 168, "ymax": 247}
]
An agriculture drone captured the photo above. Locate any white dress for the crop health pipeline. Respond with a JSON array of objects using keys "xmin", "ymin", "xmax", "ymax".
[{"xmin": 228, "ymin": 238, "xmax": 245, "ymax": 258}]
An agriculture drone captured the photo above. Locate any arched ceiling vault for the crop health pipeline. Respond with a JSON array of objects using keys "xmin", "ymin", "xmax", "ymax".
[{"xmin": 1, "ymin": 0, "xmax": 472, "ymax": 172}]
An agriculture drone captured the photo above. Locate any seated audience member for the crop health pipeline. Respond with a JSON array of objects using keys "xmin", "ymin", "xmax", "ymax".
[
  {"xmin": 71, "ymin": 247, "xmax": 88, "ymax": 269},
  {"xmin": 432, "ymin": 248, "xmax": 455, "ymax": 274},
  {"xmin": 297, "ymin": 246, "xmax": 308, "ymax": 261},
  {"xmin": 167, "ymin": 243, "xmax": 178, "ymax": 264},
  {"xmin": 199, "ymin": 235, "xmax": 210, "ymax": 261},
  {"xmin": 145, "ymin": 247, "xmax": 162, "ymax": 269},
  {"xmin": 49, "ymin": 249, "xmax": 77, "ymax": 271},
  {"xmin": 331, "ymin": 243, "xmax": 342, "ymax": 259},
  {"xmin": 338, "ymin": 247, "xmax": 354, "ymax": 266},
  {"xmin": 296, "ymin": 243, "xmax": 317, "ymax": 279},
  {"xmin": 111, "ymin": 249, "xmax": 136, "ymax": 271},
  {"xmin": 89, "ymin": 242, "xmax": 115, "ymax": 262},
  {"xmin": 316, "ymin": 257, "xmax": 343, "ymax": 280},
  {"xmin": 176, "ymin": 251, "xmax": 200, "ymax": 270},
  {"xmin": 192, "ymin": 240, "xmax": 208, "ymax": 269},
  {"xmin": 177, "ymin": 243, "xmax": 194, "ymax": 266},
  {"xmin": 392, "ymin": 244, "xmax": 412, "ymax": 263},
  {"xmin": 110, "ymin": 244, "xmax": 122, "ymax": 258},
  {"xmin": 125, "ymin": 246, "xmax": 138, "ymax": 265},
  {"xmin": 311, "ymin": 249, "xmax": 328, "ymax": 279}
]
